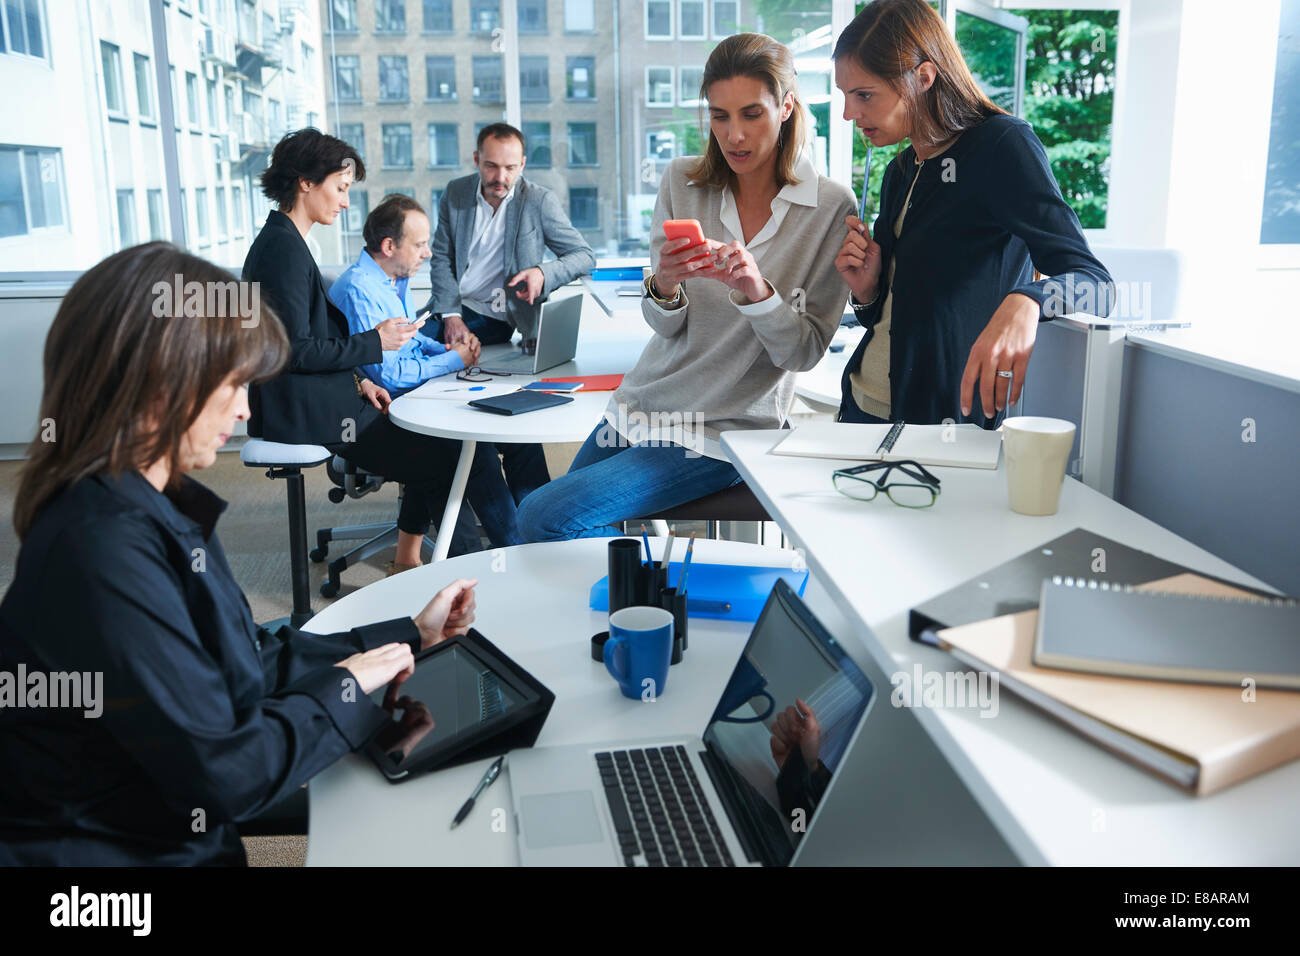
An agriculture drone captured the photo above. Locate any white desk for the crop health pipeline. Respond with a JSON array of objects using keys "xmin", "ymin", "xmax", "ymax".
[
  {"xmin": 721, "ymin": 429, "xmax": 1299, "ymax": 865},
  {"xmin": 302, "ymin": 539, "xmax": 796, "ymax": 866},
  {"xmin": 389, "ymin": 317, "xmax": 650, "ymax": 561}
]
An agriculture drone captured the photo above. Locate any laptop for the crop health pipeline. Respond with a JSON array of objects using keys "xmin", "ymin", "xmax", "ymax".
[
  {"xmin": 478, "ymin": 294, "xmax": 583, "ymax": 374},
  {"xmin": 508, "ymin": 579, "xmax": 876, "ymax": 867}
]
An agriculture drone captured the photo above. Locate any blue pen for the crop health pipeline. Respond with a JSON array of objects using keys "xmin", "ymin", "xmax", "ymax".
[
  {"xmin": 641, "ymin": 524, "xmax": 652, "ymax": 564},
  {"xmin": 678, "ymin": 533, "xmax": 697, "ymax": 593}
]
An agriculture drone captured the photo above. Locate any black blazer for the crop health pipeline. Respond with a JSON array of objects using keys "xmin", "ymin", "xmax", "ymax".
[
  {"xmin": 243, "ymin": 210, "xmax": 382, "ymax": 445},
  {"xmin": 0, "ymin": 470, "xmax": 417, "ymax": 865}
]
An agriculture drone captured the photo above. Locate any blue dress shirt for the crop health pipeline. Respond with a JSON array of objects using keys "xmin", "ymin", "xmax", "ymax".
[{"xmin": 329, "ymin": 250, "xmax": 464, "ymax": 395}]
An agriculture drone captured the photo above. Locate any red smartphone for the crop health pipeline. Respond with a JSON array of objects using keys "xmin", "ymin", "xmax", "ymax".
[{"xmin": 663, "ymin": 219, "xmax": 713, "ymax": 262}]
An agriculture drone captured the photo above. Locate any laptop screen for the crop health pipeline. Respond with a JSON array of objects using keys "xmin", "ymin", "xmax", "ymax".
[{"xmin": 701, "ymin": 580, "xmax": 874, "ymax": 866}]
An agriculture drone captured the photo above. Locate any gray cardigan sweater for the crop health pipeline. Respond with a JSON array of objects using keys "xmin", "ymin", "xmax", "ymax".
[{"xmin": 607, "ymin": 154, "xmax": 854, "ymax": 459}]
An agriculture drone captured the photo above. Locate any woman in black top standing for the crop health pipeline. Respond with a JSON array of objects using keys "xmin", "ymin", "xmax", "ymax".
[{"xmin": 832, "ymin": 0, "xmax": 1113, "ymax": 426}]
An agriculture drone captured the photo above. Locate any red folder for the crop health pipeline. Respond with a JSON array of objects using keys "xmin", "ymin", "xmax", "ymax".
[{"xmin": 540, "ymin": 374, "xmax": 624, "ymax": 392}]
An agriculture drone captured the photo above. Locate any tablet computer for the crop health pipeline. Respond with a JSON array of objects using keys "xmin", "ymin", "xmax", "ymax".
[{"xmin": 365, "ymin": 628, "xmax": 555, "ymax": 782}]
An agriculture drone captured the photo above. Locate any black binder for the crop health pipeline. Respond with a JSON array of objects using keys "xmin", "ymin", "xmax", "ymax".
[{"xmin": 468, "ymin": 390, "xmax": 574, "ymax": 416}]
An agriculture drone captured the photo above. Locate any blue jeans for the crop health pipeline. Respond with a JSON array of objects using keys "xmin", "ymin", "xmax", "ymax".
[{"xmin": 516, "ymin": 421, "xmax": 742, "ymax": 541}]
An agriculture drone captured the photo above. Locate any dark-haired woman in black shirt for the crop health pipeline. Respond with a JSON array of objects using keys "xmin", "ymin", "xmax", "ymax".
[{"xmin": 832, "ymin": 0, "xmax": 1113, "ymax": 427}]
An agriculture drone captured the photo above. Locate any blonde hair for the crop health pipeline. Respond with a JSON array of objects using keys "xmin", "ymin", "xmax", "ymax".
[{"xmin": 685, "ymin": 33, "xmax": 808, "ymax": 189}]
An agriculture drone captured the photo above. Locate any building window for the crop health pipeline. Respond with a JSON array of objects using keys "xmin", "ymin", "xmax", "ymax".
[
  {"xmin": 268, "ymin": 98, "xmax": 282, "ymax": 137},
  {"xmin": 647, "ymin": 130, "xmax": 676, "ymax": 163},
  {"xmin": 302, "ymin": 43, "xmax": 315, "ymax": 78},
  {"xmin": 115, "ymin": 190, "xmax": 136, "ymax": 248},
  {"xmin": 0, "ymin": 0, "xmax": 48, "ymax": 60},
  {"xmin": 428, "ymin": 123, "xmax": 458, "ymax": 167},
  {"xmin": 147, "ymin": 188, "xmax": 166, "ymax": 240},
  {"xmin": 564, "ymin": 0, "xmax": 594, "ymax": 32},
  {"xmin": 338, "ymin": 122, "xmax": 365, "ymax": 162},
  {"xmin": 1262, "ymin": 0, "xmax": 1300, "ymax": 243},
  {"xmin": 379, "ymin": 55, "xmax": 410, "ymax": 101},
  {"xmin": 646, "ymin": 67, "xmax": 674, "ymax": 107},
  {"xmin": 375, "ymin": 0, "xmax": 406, "ymax": 33},
  {"xmin": 470, "ymin": 0, "xmax": 499, "ymax": 33},
  {"xmin": 232, "ymin": 184, "xmax": 245, "ymax": 237},
  {"xmin": 215, "ymin": 185, "xmax": 227, "ymax": 239},
  {"xmin": 100, "ymin": 42, "xmax": 125, "ymax": 116},
  {"xmin": 520, "ymin": 56, "xmax": 549, "ymax": 103},
  {"xmin": 195, "ymin": 187, "xmax": 210, "ymax": 245},
  {"xmin": 568, "ymin": 122, "xmax": 597, "ymax": 166},
  {"xmin": 383, "ymin": 123, "xmax": 413, "ymax": 168},
  {"xmin": 332, "ymin": 55, "xmax": 361, "ymax": 102},
  {"xmin": 569, "ymin": 186, "xmax": 598, "ymax": 229},
  {"xmin": 472, "ymin": 56, "xmax": 503, "ymax": 102},
  {"xmin": 425, "ymin": 56, "xmax": 456, "ymax": 100},
  {"xmin": 343, "ymin": 188, "xmax": 368, "ymax": 233},
  {"xmin": 131, "ymin": 54, "xmax": 155, "ymax": 122},
  {"xmin": 430, "ymin": 188, "xmax": 443, "ymax": 213},
  {"xmin": 206, "ymin": 77, "xmax": 219, "ymax": 128},
  {"xmin": 679, "ymin": 66, "xmax": 703, "ymax": 106},
  {"xmin": 423, "ymin": 0, "xmax": 452, "ymax": 32},
  {"xmin": 712, "ymin": 0, "xmax": 739, "ymax": 38},
  {"xmin": 566, "ymin": 56, "xmax": 594, "ymax": 100},
  {"xmin": 0, "ymin": 146, "xmax": 64, "ymax": 238},
  {"xmin": 329, "ymin": 0, "xmax": 358, "ymax": 32},
  {"xmin": 679, "ymin": 0, "xmax": 705, "ymax": 39},
  {"xmin": 646, "ymin": 0, "xmax": 671, "ymax": 39},
  {"xmin": 185, "ymin": 72, "xmax": 200, "ymax": 128},
  {"xmin": 518, "ymin": 0, "xmax": 546, "ymax": 33},
  {"xmin": 523, "ymin": 121, "xmax": 551, "ymax": 166}
]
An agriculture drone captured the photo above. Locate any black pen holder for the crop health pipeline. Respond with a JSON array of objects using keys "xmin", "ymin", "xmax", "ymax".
[
  {"xmin": 607, "ymin": 538, "xmax": 644, "ymax": 614},
  {"xmin": 642, "ymin": 560, "xmax": 668, "ymax": 605},
  {"xmin": 658, "ymin": 586, "xmax": 688, "ymax": 665}
]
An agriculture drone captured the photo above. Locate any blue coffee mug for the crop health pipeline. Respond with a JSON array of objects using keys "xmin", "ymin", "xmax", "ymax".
[{"xmin": 604, "ymin": 606, "xmax": 674, "ymax": 701}]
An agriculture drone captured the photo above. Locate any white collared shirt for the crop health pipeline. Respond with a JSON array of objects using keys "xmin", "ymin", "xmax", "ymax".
[{"xmin": 457, "ymin": 180, "xmax": 516, "ymax": 318}]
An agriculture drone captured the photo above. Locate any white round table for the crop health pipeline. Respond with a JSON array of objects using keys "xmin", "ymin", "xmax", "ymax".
[{"xmin": 301, "ymin": 538, "xmax": 798, "ymax": 866}]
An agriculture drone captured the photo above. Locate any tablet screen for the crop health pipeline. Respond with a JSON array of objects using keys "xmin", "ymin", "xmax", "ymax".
[{"xmin": 369, "ymin": 644, "xmax": 525, "ymax": 771}]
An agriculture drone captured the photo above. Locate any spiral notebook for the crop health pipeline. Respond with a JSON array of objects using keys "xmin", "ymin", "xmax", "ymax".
[
  {"xmin": 772, "ymin": 421, "xmax": 1002, "ymax": 469},
  {"xmin": 1034, "ymin": 577, "xmax": 1300, "ymax": 689}
]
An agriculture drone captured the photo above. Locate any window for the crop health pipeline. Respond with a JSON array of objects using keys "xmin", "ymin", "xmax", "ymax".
[
  {"xmin": 389, "ymin": 187, "xmax": 415, "ymax": 199},
  {"xmin": 470, "ymin": 0, "xmax": 499, "ymax": 33},
  {"xmin": 679, "ymin": 0, "xmax": 705, "ymax": 39},
  {"xmin": 712, "ymin": 0, "xmax": 740, "ymax": 37},
  {"xmin": 428, "ymin": 123, "xmax": 458, "ymax": 167},
  {"xmin": 679, "ymin": 66, "xmax": 703, "ymax": 106},
  {"xmin": 426, "ymin": 56, "xmax": 456, "ymax": 100},
  {"xmin": 646, "ymin": 0, "xmax": 671, "ymax": 38},
  {"xmin": 101, "ymin": 42, "xmax": 125, "ymax": 116},
  {"xmin": 1262, "ymin": 0, "xmax": 1300, "ymax": 243},
  {"xmin": 268, "ymin": 98, "xmax": 282, "ymax": 138},
  {"xmin": 206, "ymin": 77, "xmax": 218, "ymax": 128},
  {"xmin": 375, "ymin": 0, "xmax": 406, "ymax": 32},
  {"xmin": 215, "ymin": 185, "xmax": 227, "ymax": 239},
  {"xmin": 195, "ymin": 186, "xmax": 209, "ymax": 245},
  {"xmin": 430, "ymin": 188, "xmax": 443, "ymax": 213},
  {"xmin": 518, "ymin": 0, "xmax": 546, "ymax": 33},
  {"xmin": 185, "ymin": 72, "xmax": 200, "ymax": 128},
  {"xmin": 338, "ymin": 122, "xmax": 365, "ymax": 162},
  {"xmin": 379, "ymin": 55, "xmax": 410, "ymax": 101},
  {"xmin": 343, "ymin": 188, "xmax": 368, "ymax": 233},
  {"xmin": 147, "ymin": 188, "xmax": 165, "ymax": 240},
  {"xmin": 646, "ymin": 67, "xmax": 674, "ymax": 107},
  {"xmin": 647, "ymin": 130, "xmax": 676, "ymax": 163},
  {"xmin": 523, "ymin": 121, "xmax": 551, "ymax": 166},
  {"xmin": 116, "ymin": 190, "xmax": 136, "ymax": 248},
  {"xmin": 473, "ymin": 56, "xmax": 503, "ymax": 102},
  {"xmin": 569, "ymin": 186, "xmax": 598, "ymax": 229},
  {"xmin": 423, "ymin": 0, "xmax": 452, "ymax": 32},
  {"xmin": 179, "ymin": 188, "xmax": 188, "ymax": 245},
  {"xmin": 1, "ymin": 0, "xmax": 48, "ymax": 60},
  {"xmin": 520, "ymin": 56, "xmax": 549, "ymax": 102},
  {"xmin": 332, "ymin": 55, "xmax": 361, "ymax": 102},
  {"xmin": 568, "ymin": 122, "xmax": 597, "ymax": 166},
  {"xmin": 329, "ymin": 0, "xmax": 358, "ymax": 32},
  {"xmin": 232, "ymin": 184, "xmax": 245, "ymax": 237},
  {"xmin": 242, "ymin": 89, "xmax": 263, "ymax": 143},
  {"xmin": 383, "ymin": 123, "xmax": 413, "ymax": 168},
  {"xmin": 133, "ymin": 53, "xmax": 155, "ymax": 121},
  {"xmin": 564, "ymin": 0, "xmax": 594, "ymax": 32},
  {"xmin": 566, "ymin": 56, "xmax": 594, "ymax": 100},
  {"xmin": 0, "ymin": 146, "xmax": 65, "ymax": 237},
  {"xmin": 301, "ymin": 43, "xmax": 315, "ymax": 79}
]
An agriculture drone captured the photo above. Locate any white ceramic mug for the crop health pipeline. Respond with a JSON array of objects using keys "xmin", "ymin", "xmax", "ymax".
[{"xmin": 1002, "ymin": 417, "xmax": 1076, "ymax": 516}]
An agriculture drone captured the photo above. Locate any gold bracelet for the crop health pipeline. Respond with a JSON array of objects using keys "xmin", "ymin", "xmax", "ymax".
[{"xmin": 644, "ymin": 273, "xmax": 681, "ymax": 307}]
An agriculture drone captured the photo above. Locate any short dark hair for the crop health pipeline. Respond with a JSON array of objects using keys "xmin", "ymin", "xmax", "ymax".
[
  {"xmin": 260, "ymin": 128, "xmax": 366, "ymax": 211},
  {"xmin": 476, "ymin": 122, "xmax": 526, "ymax": 154},
  {"xmin": 363, "ymin": 194, "xmax": 426, "ymax": 253}
]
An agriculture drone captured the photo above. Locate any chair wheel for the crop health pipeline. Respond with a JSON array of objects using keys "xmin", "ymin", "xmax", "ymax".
[
  {"xmin": 319, "ymin": 579, "xmax": 340, "ymax": 598},
  {"xmin": 328, "ymin": 488, "xmax": 345, "ymax": 504},
  {"xmin": 309, "ymin": 547, "xmax": 327, "ymax": 563}
]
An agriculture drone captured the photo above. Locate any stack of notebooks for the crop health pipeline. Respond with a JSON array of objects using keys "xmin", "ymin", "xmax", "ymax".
[{"xmin": 909, "ymin": 529, "xmax": 1300, "ymax": 796}]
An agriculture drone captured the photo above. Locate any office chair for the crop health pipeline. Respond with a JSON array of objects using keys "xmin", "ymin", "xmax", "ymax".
[{"xmin": 633, "ymin": 482, "xmax": 772, "ymax": 541}]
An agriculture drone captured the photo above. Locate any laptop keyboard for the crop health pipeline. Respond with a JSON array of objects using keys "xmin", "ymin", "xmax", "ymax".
[{"xmin": 595, "ymin": 746, "xmax": 735, "ymax": 867}]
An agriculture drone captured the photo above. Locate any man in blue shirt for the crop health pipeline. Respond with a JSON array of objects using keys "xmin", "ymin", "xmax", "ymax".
[{"xmin": 330, "ymin": 195, "xmax": 548, "ymax": 573}]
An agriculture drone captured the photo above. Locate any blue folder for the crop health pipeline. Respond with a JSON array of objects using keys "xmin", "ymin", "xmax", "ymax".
[{"xmin": 589, "ymin": 563, "xmax": 810, "ymax": 621}]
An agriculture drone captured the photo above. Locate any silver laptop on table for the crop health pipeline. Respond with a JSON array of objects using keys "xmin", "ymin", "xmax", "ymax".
[
  {"xmin": 508, "ymin": 580, "xmax": 877, "ymax": 867},
  {"xmin": 478, "ymin": 294, "xmax": 583, "ymax": 374}
]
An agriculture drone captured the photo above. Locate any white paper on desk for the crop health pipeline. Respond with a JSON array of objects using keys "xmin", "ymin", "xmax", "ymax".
[
  {"xmin": 406, "ymin": 381, "xmax": 520, "ymax": 401},
  {"xmin": 772, "ymin": 421, "xmax": 1002, "ymax": 469}
]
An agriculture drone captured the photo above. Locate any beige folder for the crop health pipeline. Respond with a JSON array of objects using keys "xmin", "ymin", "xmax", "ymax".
[{"xmin": 933, "ymin": 574, "xmax": 1300, "ymax": 795}]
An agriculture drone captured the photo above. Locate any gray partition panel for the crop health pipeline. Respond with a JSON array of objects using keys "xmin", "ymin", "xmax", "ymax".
[{"xmin": 1020, "ymin": 320, "xmax": 1087, "ymax": 475}]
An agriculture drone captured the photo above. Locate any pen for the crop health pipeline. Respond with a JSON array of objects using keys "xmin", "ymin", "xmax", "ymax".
[
  {"xmin": 641, "ymin": 524, "xmax": 652, "ymax": 564},
  {"xmin": 858, "ymin": 147, "xmax": 873, "ymax": 224},
  {"xmin": 678, "ymin": 533, "xmax": 697, "ymax": 593},
  {"xmin": 450, "ymin": 755, "xmax": 504, "ymax": 829},
  {"xmin": 662, "ymin": 530, "xmax": 676, "ymax": 571},
  {"xmin": 690, "ymin": 599, "xmax": 730, "ymax": 614}
]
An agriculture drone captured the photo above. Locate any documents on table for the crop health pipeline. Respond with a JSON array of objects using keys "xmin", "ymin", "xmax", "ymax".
[
  {"xmin": 772, "ymin": 421, "xmax": 1003, "ymax": 469},
  {"xmin": 408, "ymin": 381, "xmax": 521, "ymax": 401}
]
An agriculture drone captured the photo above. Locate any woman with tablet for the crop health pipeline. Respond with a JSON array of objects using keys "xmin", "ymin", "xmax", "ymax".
[
  {"xmin": 0, "ymin": 243, "xmax": 478, "ymax": 865},
  {"xmin": 832, "ymin": 0, "xmax": 1113, "ymax": 426},
  {"xmin": 518, "ymin": 33, "xmax": 855, "ymax": 541}
]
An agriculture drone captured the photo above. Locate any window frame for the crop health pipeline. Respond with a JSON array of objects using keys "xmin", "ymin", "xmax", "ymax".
[
  {"xmin": 1, "ymin": 0, "xmax": 52, "ymax": 64},
  {"xmin": 425, "ymin": 54, "xmax": 457, "ymax": 101},
  {"xmin": 678, "ymin": 0, "xmax": 706, "ymax": 40},
  {"xmin": 711, "ymin": 0, "xmax": 740, "ymax": 39},
  {"xmin": 427, "ymin": 122, "xmax": 459, "ymax": 168},
  {"xmin": 568, "ymin": 185, "xmax": 599, "ymax": 230},
  {"xmin": 382, "ymin": 122, "xmax": 415, "ymax": 170},
  {"xmin": 563, "ymin": 0, "xmax": 596, "ymax": 34},
  {"xmin": 565, "ymin": 55, "xmax": 595, "ymax": 101},
  {"xmin": 378, "ymin": 54, "xmax": 411, "ymax": 103},
  {"xmin": 374, "ymin": 0, "xmax": 408, "ymax": 34},
  {"xmin": 645, "ymin": 66, "xmax": 675, "ymax": 108},
  {"xmin": 567, "ymin": 122, "xmax": 598, "ymax": 167},
  {"xmin": 422, "ymin": 0, "xmax": 453, "ymax": 33},
  {"xmin": 645, "ymin": 0, "xmax": 673, "ymax": 40},
  {"xmin": 101, "ymin": 41, "xmax": 127, "ymax": 119}
]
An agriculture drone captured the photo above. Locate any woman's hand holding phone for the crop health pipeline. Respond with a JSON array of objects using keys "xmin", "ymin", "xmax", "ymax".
[{"xmin": 654, "ymin": 235, "xmax": 723, "ymax": 300}]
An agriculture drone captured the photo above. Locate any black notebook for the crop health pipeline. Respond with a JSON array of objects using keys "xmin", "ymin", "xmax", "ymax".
[{"xmin": 468, "ymin": 390, "xmax": 574, "ymax": 416}]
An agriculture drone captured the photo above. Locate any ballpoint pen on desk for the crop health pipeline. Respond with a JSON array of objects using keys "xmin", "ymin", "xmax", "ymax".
[
  {"xmin": 450, "ymin": 755, "xmax": 504, "ymax": 829},
  {"xmin": 641, "ymin": 524, "xmax": 652, "ymax": 564},
  {"xmin": 678, "ymin": 533, "xmax": 697, "ymax": 593}
]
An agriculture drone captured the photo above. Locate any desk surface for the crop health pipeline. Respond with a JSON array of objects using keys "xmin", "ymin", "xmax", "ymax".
[
  {"xmin": 721, "ymin": 429, "xmax": 1299, "ymax": 865},
  {"xmin": 302, "ymin": 539, "xmax": 792, "ymax": 866}
]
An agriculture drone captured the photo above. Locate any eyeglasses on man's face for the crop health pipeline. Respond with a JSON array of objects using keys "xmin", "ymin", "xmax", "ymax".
[{"xmin": 831, "ymin": 459, "xmax": 941, "ymax": 508}]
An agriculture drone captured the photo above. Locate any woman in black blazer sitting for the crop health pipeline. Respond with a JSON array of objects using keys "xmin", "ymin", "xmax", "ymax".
[
  {"xmin": 243, "ymin": 128, "xmax": 524, "ymax": 560},
  {"xmin": 0, "ymin": 243, "xmax": 478, "ymax": 864}
]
